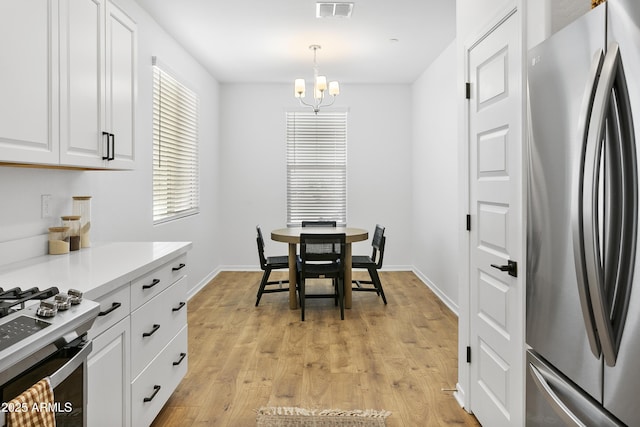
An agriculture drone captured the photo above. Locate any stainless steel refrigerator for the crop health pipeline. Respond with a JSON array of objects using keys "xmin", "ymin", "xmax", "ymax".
[{"xmin": 527, "ymin": 0, "xmax": 640, "ymax": 425}]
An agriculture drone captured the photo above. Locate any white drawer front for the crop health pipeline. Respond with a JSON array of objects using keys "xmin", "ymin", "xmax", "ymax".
[
  {"xmin": 131, "ymin": 254, "xmax": 187, "ymax": 310},
  {"xmin": 131, "ymin": 325, "xmax": 188, "ymax": 427},
  {"xmin": 131, "ymin": 276, "xmax": 187, "ymax": 377},
  {"xmin": 131, "ymin": 254, "xmax": 188, "ymax": 310},
  {"xmin": 89, "ymin": 284, "xmax": 131, "ymax": 340}
]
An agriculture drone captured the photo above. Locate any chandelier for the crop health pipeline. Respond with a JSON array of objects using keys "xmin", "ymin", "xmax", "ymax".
[{"xmin": 294, "ymin": 45, "xmax": 340, "ymax": 114}]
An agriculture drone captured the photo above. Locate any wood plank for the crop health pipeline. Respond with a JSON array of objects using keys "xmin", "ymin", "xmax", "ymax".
[{"xmin": 151, "ymin": 271, "xmax": 479, "ymax": 426}]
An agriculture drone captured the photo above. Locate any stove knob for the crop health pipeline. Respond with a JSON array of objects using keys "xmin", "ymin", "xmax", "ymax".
[
  {"xmin": 55, "ymin": 293, "xmax": 71, "ymax": 311},
  {"xmin": 37, "ymin": 300, "xmax": 58, "ymax": 318},
  {"xmin": 68, "ymin": 289, "xmax": 83, "ymax": 305}
]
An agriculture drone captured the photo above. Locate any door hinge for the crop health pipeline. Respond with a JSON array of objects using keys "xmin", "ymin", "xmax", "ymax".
[
  {"xmin": 466, "ymin": 214, "xmax": 471, "ymax": 231},
  {"xmin": 466, "ymin": 346, "xmax": 471, "ymax": 363},
  {"xmin": 465, "ymin": 82, "xmax": 471, "ymax": 99}
]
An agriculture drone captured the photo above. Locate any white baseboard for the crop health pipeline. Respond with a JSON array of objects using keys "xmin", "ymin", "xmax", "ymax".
[
  {"xmin": 454, "ymin": 382, "xmax": 468, "ymax": 410},
  {"xmin": 187, "ymin": 267, "xmax": 222, "ymax": 300},
  {"xmin": 215, "ymin": 264, "xmax": 414, "ymax": 272},
  {"xmin": 197, "ymin": 266, "xmax": 458, "ymax": 314},
  {"xmin": 411, "ymin": 267, "xmax": 459, "ymax": 316}
]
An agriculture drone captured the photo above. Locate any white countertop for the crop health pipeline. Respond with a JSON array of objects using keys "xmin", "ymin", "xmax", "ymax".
[{"xmin": 0, "ymin": 241, "xmax": 192, "ymax": 300}]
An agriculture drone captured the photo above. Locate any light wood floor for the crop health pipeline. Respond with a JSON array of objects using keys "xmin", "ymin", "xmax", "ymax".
[{"xmin": 151, "ymin": 271, "xmax": 480, "ymax": 426}]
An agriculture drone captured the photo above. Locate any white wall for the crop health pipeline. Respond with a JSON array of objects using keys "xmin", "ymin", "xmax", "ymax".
[
  {"xmin": 411, "ymin": 41, "xmax": 459, "ymax": 312},
  {"xmin": 0, "ymin": 0, "xmax": 221, "ymax": 297},
  {"xmin": 218, "ymin": 83, "xmax": 413, "ymax": 269},
  {"xmin": 528, "ymin": 0, "xmax": 592, "ymax": 49}
]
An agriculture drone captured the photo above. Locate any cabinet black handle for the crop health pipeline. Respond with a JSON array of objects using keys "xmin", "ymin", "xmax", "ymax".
[
  {"xmin": 172, "ymin": 302, "xmax": 186, "ymax": 312},
  {"xmin": 109, "ymin": 133, "xmax": 115, "ymax": 161},
  {"xmin": 102, "ymin": 131, "xmax": 110, "ymax": 160},
  {"xmin": 173, "ymin": 352, "xmax": 187, "ymax": 366},
  {"xmin": 172, "ymin": 263, "xmax": 186, "ymax": 271},
  {"xmin": 143, "ymin": 385, "xmax": 161, "ymax": 403},
  {"xmin": 142, "ymin": 324, "xmax": 160, "ymax": 337},
  {"xmin": 98, "ymin": 302, "xmax": 122, "ymax": 317},
  {"xmin": 142, "ymin": 278, "xmax": 161, "ymax": 290}
]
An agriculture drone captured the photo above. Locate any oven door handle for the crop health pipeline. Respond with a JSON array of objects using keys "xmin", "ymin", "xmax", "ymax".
[{"xmin": 49, "ymin": 341, "xmax": 92, "ymax": 389}]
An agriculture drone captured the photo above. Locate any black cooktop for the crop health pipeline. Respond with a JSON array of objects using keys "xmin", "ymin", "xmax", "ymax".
[{"xmin": 0, "ymin": 316, "xmax": 51, "ymax": 351}]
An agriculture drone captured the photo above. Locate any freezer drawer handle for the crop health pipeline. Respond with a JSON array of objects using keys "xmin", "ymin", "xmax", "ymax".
[
  {"xmin": 528, "ymin": 362, "xmax": 586, "ymax": 427},
  {"xmin": 490, "ymin": 260, "xmax": 517, "ymax": 277}
]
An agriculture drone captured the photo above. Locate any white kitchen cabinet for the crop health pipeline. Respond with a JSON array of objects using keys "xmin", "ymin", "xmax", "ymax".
[
  {"xmin": 87, "ymin": 316, "xmax": 131, "ymax": 427},
  {"xmin": 131, "ymin": 276, "xmax": 188, "ymax": 376},
  {"xmin": 87, "ymin": 283, "xmax": 131, "ymax": 427},
  {"xmin": 105, "ymin": 2, "xmax": 137, "ymax": 169},
  {"xmin": 88, "ymin": 248, "xmax": 188, "ymax": 427},
  {"xmin": 131, "ymin": 258, "xmax": 188, "ymax": 426},
  {"xmin": 0, "ymin": 0, "xmax": 136, "ymax": 169},
  {"xmin": 0, "ymin": 242, "xmax": 191, "ymax": 427},
  {"xmin": 131, "ymin": 325, "xmax": 188, "ymax": 427},
  {"xmin": 59, "ymin": 0, "xmax": 136, "ymax": 169},
  {"xmin": 0, "ymin": 0, "xmax": 59, "ymax": 164}
]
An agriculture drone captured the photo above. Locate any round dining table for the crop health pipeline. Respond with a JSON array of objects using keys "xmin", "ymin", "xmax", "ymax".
[{"xmin": 271, "ymin": 227, "xmax": 369, "ymax": 309}]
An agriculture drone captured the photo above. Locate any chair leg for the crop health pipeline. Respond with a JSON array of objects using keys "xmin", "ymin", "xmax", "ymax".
[
  {"xmin": 255, "ymin": 268, "xmax": 272, "ymax": 306},
  {"xmin": 338, "ymin": 277, "xmax": 344, "ymax": 320},
  {"xmin": 369, "ymin": 268, "xmax": 387, "ymax": 305},
  {"xmin": 300, "ymin": 279, "xmax": 305, "ymax": 321}
]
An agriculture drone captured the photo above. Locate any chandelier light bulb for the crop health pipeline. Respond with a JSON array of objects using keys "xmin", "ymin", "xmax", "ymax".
[
  {"xmin": 316, "ymin": 76, "xmax": 327, "ymax": 91},
  {"xmin": 329, "ymin": 81, "xmax": 340, "ymax": 96},
  {"xmin": 294, "ymin": 78, "xmax": 306, "ymax": 98}
]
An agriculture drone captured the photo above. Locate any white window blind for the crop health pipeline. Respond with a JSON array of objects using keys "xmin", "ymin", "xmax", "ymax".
[
  {"xmin": 286, "ymin": 111, "xmax": 347, "ymax": 226},
  {"xmin": 152, "ymin": 62, "xmax": 199, "ymax": 224}
]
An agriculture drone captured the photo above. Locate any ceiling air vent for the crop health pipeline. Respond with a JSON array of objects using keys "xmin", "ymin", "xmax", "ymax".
[{"xmin": 316, "ymin": 2, "xmax": 354, "ymax": 18}]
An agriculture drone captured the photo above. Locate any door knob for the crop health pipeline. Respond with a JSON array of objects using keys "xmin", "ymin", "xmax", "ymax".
[{"xmin": 490, "ymin": 260, "xmax": 518, "ymax": 277}]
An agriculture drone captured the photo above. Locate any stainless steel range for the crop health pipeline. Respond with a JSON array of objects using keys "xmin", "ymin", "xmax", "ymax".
[{"xmin": 0, "ymin": 286, "xmax": 99, "ymax": 427}]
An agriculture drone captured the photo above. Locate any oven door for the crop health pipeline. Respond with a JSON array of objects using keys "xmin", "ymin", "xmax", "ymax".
[{"xmin": 0, "ymin": 334, "xmax": 92, "ymax": 427}]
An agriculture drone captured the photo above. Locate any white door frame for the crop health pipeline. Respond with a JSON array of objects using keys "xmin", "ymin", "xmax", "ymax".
[{"xmin": 456, "ymin": 3, "xmax": 527, "ymax": 424}]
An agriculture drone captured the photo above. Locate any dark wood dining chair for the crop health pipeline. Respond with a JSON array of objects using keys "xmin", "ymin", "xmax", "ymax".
[
  {"xmin": 352, "ymin": 224, "xmax": 387, "ymax": 304},
  {"xmin": 297, "ymin": 233, "xmax": 346, "ymax": 321},
  {"xmin": 255, "ymin": 225, "xmax": 290, "ymax": 306},
  {"xmin": 301, "ymin": 220, "xmax": 337, "ymax": 227},
  {"xmin": 301, "ymin": 220, "xmax": 337, "ymax": 254}
]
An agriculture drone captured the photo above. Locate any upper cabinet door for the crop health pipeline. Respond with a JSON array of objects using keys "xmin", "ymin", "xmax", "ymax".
[
  {"xmin": 0, "ymin": 0, "xmax": 136, "ymax": 170},
  {"xmin": 59, "ymin": 0, "xmax": 106, "ymax": 168},
  {"xmin": 59, "ymin": 0, "xmax": 137, "ymax": 169},
  {"xmin": 0, "ymin": 0, "xmax": 59, "ymax": 165},
  {"xmin": 105, "ymin": 2, "xmax": 137, "ymax": 170}
]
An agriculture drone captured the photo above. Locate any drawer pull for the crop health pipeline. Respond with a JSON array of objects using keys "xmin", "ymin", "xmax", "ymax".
[
  {"xmin": 142, "ymin": 278, "xmax": 161, "ymax": 290},
  {"xmin": 143, "ymin": 385, "xmax": 161, "ymax": 403},
  {"xmin": 142, "ymin": 324, "xmax": 160, "ymax": 338},
  {"xmin": 172, "ymin": 302, "xmax": 186, "ymax": 312},
  {"xmin": 173, "ymin": 352, "xmax": 187, "ymax": 366},
  {"xmin": 172, "ymin": 263, "xmax": 186, "ymax": 271},
  {"xmin": 98, "ymin": 302, "xmax": 122, "ymax": 317}
]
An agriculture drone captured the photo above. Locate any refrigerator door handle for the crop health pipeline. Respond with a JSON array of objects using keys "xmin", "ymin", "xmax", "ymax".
[
  {"xmin": 529, "ymin": 362, "xmax": 587, "ymax": 427},
  {"xmin": 571, "ymin": 49, "xmax": 604, "ymax": 358},
  {"xmin": 583, "ymin": 42, "xmax": 638, "ymax": 367}
]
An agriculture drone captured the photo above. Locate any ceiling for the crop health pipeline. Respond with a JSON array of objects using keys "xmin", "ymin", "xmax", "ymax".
[{"xmin": 133, "ymin": 0, "xmax": 456, "ymax": 84}]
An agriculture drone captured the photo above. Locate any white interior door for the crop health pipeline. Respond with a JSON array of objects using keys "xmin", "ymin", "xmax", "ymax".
[{"xmin": 467, "ymin": 10, "xmax": 524, "ymax": 426}]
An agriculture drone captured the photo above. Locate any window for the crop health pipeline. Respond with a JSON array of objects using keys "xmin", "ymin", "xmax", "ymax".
[
  {"xmin": 286, "ymin": 111, "xmax": 347, "ymax": 226},
  {"xmin": 152, "ymin": 60, "xmax": 199, "ymax": 224}
]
